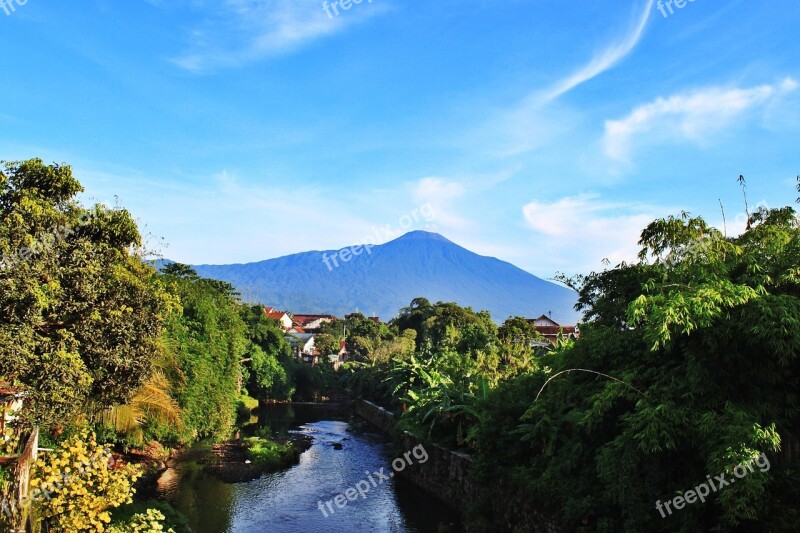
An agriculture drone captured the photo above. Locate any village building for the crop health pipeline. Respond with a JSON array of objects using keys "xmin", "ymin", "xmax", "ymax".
[
  {"xmin": 527, "ymin": 315, "xmax": 579, "ymax": 345},
  {"xmin": 285, "ymin": 331, "xmax": 316, "ymax": 358},
  {"xmin": 264, "ymin": 307, "xmax": 294, "ymax": 331},
  {"xmin": 327, "ymin": 339, "xmax": 350, "ymax": 371},
  {"xmin": 291, "ymin": 314, "xmax": 337, "ymax": 333}
]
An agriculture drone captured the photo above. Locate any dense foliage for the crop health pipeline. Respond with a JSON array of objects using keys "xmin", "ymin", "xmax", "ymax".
[
  {"xmin": 344, "ymin": 187, "xmax": 800, "ymax": 532},
  {"xmin": 157, "ymin": 264, "xmax": 249, "ymax": 441},
  {"xmin": 340, "ymin": 301, "xmax": 547, "ymax": 447},
  {"xmin": 239, "ymin": 304, "xmax": 294, "ymax": 401},
  {"xmin": 0, "ymin": 159, "xmax": 171, "ymax": 427},
  {"xmin": 0, "ymin": 160, "xmax": 301, "ymax": 531},
  {"xmin": 490, "ymin": 202, "xmax": 800, "ymax": 531}
]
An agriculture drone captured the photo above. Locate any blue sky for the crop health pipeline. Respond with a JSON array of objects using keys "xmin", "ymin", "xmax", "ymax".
[{"xmin": 1, "ymin": 0, "xmax": 798, "ymax": 277}]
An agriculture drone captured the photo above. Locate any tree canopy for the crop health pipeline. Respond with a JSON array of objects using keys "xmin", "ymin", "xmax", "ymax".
[{"xmin": 0, "ymin": 159, "xmax": 171, "ymax": 426}]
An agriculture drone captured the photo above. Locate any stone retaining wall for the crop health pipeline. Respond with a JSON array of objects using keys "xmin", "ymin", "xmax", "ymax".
[{"xmin": 355, "ymin": 400, "xmax": 560, "ymax": 532}]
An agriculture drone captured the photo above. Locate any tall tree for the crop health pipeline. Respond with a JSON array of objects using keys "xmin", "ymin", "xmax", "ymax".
[
  {"xmin": 159, "ymin": 265, "xmax": 248, "ymax": 440},
  {"xmin": 0, "ymin": 159, "xmax": 170, "ymax": 426}
]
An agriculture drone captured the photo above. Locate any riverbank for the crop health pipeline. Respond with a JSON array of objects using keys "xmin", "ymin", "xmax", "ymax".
[{"xmin": 355, "ymin": 399, "xmax": 561, "ymax": 533}]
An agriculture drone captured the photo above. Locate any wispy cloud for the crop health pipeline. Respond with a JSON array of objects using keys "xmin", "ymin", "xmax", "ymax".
[
  {"xmin": 522, "ymin": 194, "xmax": 659, "ymax": 273},
  {"xmin": 170, "ymin": 0, "xmax": 385, "ymax": 72},
  {"xmin": 604, "ymin": 78, "xmax": 799, "ymax": 162},
  {"xmin": 473, "ymin": 0, "xmax": 653, "ymax": 157},
  {"xmin": 534, "ymin": 0, "xmax": 654, "ymax": 105},
  {"xmin": 411, "ymin": 177, "xmax": 472, "ymax": 232}
]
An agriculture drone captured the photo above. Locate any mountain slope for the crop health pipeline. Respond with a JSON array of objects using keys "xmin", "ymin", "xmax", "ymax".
[{"xmin": 189, "ymin": 231, "xmax": 580, "ymax": 324}]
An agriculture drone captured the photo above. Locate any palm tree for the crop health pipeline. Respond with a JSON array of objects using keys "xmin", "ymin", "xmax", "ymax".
[{"xmin": 101, "ymin": 371, "xmax": 181, "ymax": 446}]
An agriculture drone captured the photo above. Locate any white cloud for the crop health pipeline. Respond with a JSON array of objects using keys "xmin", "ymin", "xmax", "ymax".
[
  {"xmin": 535, "ymin": 0, "xmax": 654, "ymax": 104},
  {"xmin": 80, "ymin": 168, "xmax": 367, "ymax": 262},
  {"xmin": 413, "ymin": 177, "xmax": 465, "ymax": 201},
  {"xmin": 71, "ymin": 165, "xmax": 483, "ymax": 264},
  {"xmin": 411, "ymin": 177, "xmax": 472, "ymax": 232},
  {"xmin": 522, "ymin": 194, "xmax": 658, "ymax": 273},
  {"xmin": 170, "ymin": 0, "xmax": 385, "ymax": 72},
  {"xmin": 604, "ymin": 78, "xmax": 800, "ymax": 162}
]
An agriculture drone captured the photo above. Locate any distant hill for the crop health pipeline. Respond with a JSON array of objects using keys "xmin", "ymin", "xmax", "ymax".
[{"xmin": 185, "ymin": 231, "xmax": 581, "ymax": 324}]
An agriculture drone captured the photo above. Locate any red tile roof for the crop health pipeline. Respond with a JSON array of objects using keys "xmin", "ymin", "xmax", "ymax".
[
  {"xmin": 533, "ymin": 325, "xmax": 579, "ymax": 345},
  {"xmin": 292, "ymin": 314, "xmax": 337, "ymax": 327},
  {"xmin": 264, "ymin": 307, "xmax": 288, "ymax": 321},
  {"xmin": 535, "ymin": 326, "xmax": 577, "ymax": 336}
]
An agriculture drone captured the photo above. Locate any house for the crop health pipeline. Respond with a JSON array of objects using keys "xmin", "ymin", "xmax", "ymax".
[
  {"xmin": 327, "ymin": 339, "xmax": 350, "ymax": 370},
  {"xmin": 291, "ymin": 314, "xmax": 337, "ymax": 333},
  {"xmin": 285, "ymin": 331, "xmax": 316, "ymax": 359},
  {"xmin": 264, "ymin": 307, "xmax": 294, "ymax": 331},
  {"xmin": 302, "ymin": 352, "xmax": 320, "ymax": 366},
  {"xmin": 531, "ymin": 315, "xmax": 560, "ymax": 328},
  {"xmin": 527, "ymin": 315, "xmax": 579, "ymax": 345}
]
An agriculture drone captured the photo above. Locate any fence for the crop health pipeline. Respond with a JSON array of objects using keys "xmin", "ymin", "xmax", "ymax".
[{"xmin": 2, "ymin": 428, "xmax": 39, "ymax": 533}]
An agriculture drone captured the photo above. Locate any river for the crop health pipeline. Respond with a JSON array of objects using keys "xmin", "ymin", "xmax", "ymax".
[{"xmin": 153, "ymin": 403, "xmax": 463, "ymax": 533}]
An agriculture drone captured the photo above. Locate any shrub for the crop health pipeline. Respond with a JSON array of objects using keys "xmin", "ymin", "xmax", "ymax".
[
  {"xmin": 31, "ymin": 430, "xmax": 141, "ymax": 532},
  {"xmin": 243, "ymin": 437, "xmax": 296, "ymax": 469}
]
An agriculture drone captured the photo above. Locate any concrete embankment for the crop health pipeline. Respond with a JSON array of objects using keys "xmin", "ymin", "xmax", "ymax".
[{"xmin": 355, "ymin": 399, "xmax": 560, "ymax": 533}]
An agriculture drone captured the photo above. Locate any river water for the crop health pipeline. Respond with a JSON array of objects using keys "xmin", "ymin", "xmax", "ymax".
[{"xmin": 154, "ymin": 404, "xmax": 463, "ymax": 533}]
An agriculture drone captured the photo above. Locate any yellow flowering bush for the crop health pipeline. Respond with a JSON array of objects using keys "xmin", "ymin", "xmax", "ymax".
[
  {"xmin": 0, "ymin": 427, "xmax": 21, "ymax": 456},
  {"xmin": 30, "ymin": 430, "xmax": 142, "ymax": 532}
]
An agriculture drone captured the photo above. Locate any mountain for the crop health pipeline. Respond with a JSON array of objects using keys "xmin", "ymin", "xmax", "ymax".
[{"xmin": 188, "ymin": 231, "xmax": 581, "ymax": 324}]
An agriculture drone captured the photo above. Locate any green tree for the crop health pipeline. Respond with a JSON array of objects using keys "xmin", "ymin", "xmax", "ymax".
[
  {"xmin": 319, "ymin": 313, "xmax": 395, "ymax": 362},
  {"xmin": 239, "ymin": 305, "xmax": 294, "ymax": 401},
  {"xmin": 497, "ymin": 316, "xmax": 544, "ymax": 367},
  {"xmin": 394, "ymin": 297, "xmax": 434, "ymax": 350},
  {"xmin": 0, "ymin": 159, "xmax": 170, "ymax": 427},
  {"xmin": 314, "ymin": 333, "xmax": 338, "ymax": 356},
  {"xmin": 506, "ymin": 203, "xmax": 800, "ymax": 531},
  {"xmin": 159, "ymin": 265, "xmax": 248, "ymax": 440}
]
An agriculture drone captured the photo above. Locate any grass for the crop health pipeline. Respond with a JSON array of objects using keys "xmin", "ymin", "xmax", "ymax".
[
  {"xmin": 236, "ymin": 394, "xmax": 260, "ymax": 419},
  {"xmin": 243, "ymin": 437, "xmax": 298, "ymax": 470}
]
